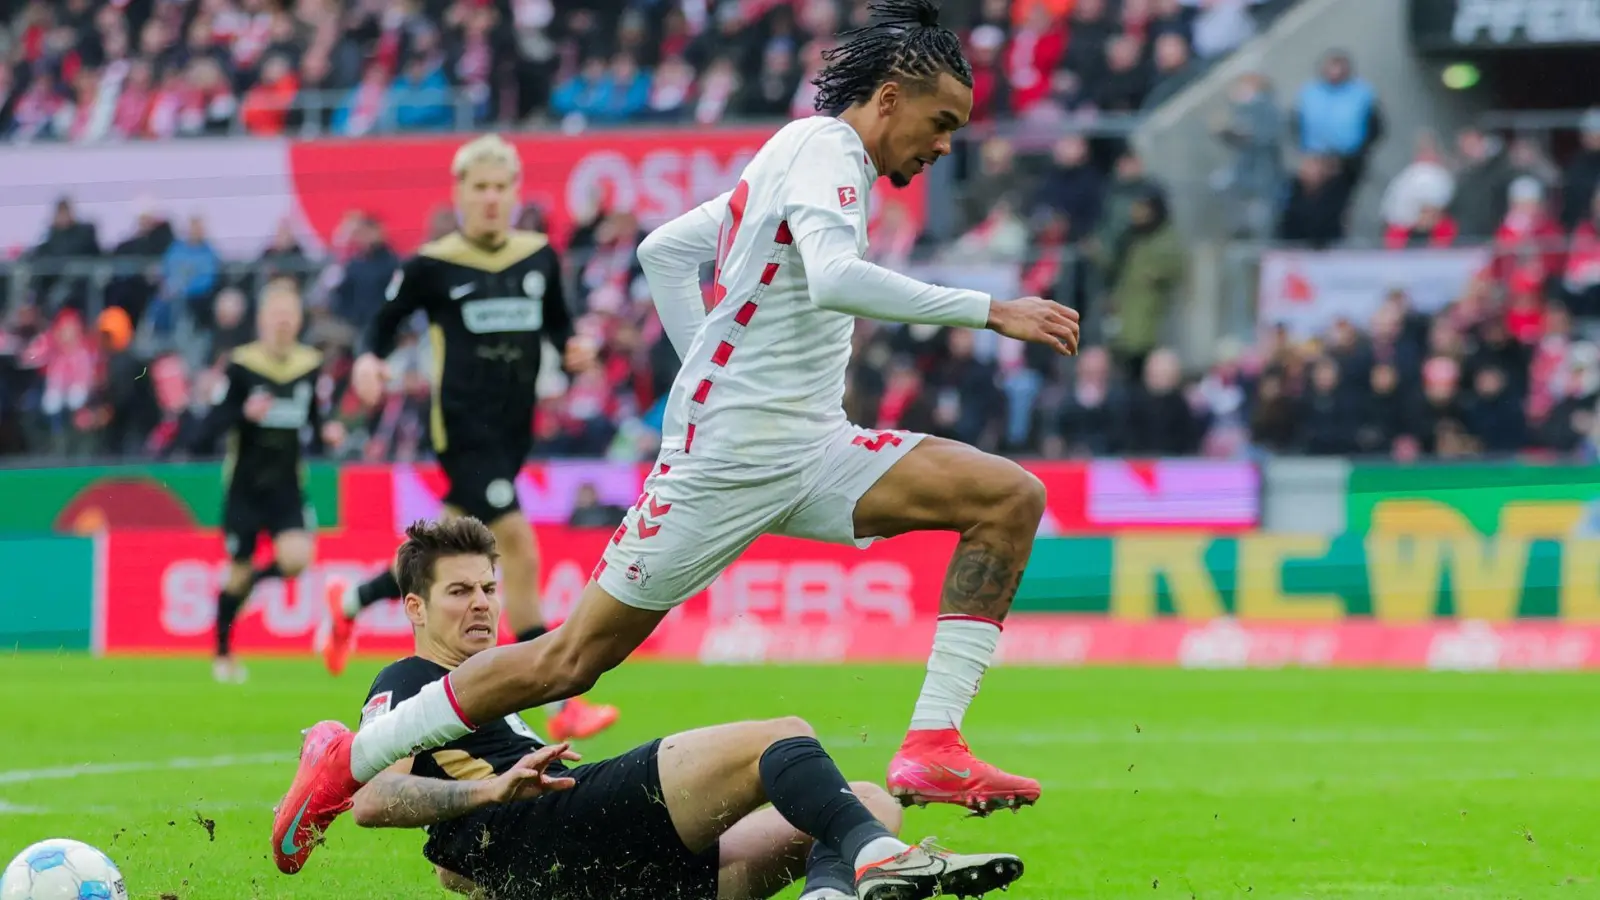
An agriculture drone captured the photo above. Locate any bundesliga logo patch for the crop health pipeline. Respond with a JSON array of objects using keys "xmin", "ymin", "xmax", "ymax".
[
  {"xmin": 837, "ymin": 186, "xmax": 858, "ymax": 208},
  {"xmin": 361, "ymin": 691, "xmax": 393, "ymax": 727}
]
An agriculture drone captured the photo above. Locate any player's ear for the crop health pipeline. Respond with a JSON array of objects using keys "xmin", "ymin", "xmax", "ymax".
[
  {"xmin": 876, "ymin": 81, "xmax": 900, "ymax": 118},
  {"xmin": 403, "ymin": 592, "xmax": 428, "ymax": 628}
]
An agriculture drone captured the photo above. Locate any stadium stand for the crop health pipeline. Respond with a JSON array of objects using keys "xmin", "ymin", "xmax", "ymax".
[{"xmin": 14, "ymin": 0, "xmax": 1600, "ymax": 467}]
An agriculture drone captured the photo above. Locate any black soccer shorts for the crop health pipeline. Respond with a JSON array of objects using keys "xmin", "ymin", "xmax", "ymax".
[
  {"xmin": 422, "ymin": 739, "xmax": 719, "ymax": 900},
  {"xmin": 221, "ymin": 492, "xmax": 314, "ymax": 562}
]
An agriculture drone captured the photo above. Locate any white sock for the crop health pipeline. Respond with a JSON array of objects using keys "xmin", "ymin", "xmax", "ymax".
[
  {"xmin": 798, "ymin": 890, "xmax": 852, "ymax": 900},
  {"xmin": 854, "ymin": 836, "xmax": 911, "ymax": 871},
  {"xmin": 351, "ymin": 678, "xmax": 474, "ymax": 782},
  {"xmin": 908, "ymin": 616, "xmax": 1002, "ymax": 732},
  {"xmin": 340, "ymin": 582, "xmax": 362, "ymax": 619},
  {"xmin": 544, "ymin": 700, "xmax": 567, "ymax": 714}
]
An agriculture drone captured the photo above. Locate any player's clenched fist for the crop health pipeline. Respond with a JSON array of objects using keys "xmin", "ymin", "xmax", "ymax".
[
  {"xmin": 351, "ymin": 352, "xmax": 391, "ymax": 406},
  {"xmin": 986, "ymin": 296, "xmax": 1081, "ymax": 356},
  {"xmin": 484, "ymin": 743, "xmax": 582, "ymax": 804}
]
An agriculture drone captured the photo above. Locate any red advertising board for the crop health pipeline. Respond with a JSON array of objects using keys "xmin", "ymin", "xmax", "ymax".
[
  {"xmin": 340, "ymin": 459, "xmax": 1260, "ymax": 535},
  {"xmin": 287, "ymin": 128, "xmax": 928, "ymax": 254},
  {"xmin": 100, "ymin": 527, "xmax": 958, "ymax": 656}
]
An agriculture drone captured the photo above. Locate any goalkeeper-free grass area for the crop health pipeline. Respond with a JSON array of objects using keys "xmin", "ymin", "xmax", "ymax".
[{"xmin": 0, "ymin": 656, "xmax": 1595, "ymax": 899}]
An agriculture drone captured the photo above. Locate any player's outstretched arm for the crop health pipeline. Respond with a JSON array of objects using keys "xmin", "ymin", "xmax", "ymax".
[
  {"xmin": 637, "ymin": 191, "xmax": 728, "ymax": 359},
  {"xmin": 351, "ymin": 745, "xmax": 579, "ymax": 829}
]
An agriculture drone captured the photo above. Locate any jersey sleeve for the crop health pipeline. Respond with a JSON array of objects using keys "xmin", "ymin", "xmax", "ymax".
[
  {"xmin": 364, "ymin": 256, "xmax": 431, "ymax": 359},
  {"xmin": 187, "ymin": 361, "xmax": 251, "ymax": 451},
  {"xmin": 638, "ymin": 192, "xmax": 726, "ymax": 359},
  {"xmin": 781, "ymin": 128, "xmax": 869, "ymax": 246},
  {"xmin": 540, "ymin": 247, "xmax": 577, "ymax": 353},
  {"xmin": 359, "ymin": 659, "xmax": 441, "ymax": 730}
]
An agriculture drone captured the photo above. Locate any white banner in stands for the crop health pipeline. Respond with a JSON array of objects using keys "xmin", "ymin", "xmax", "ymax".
[{"xmin": 1256, "ymin": 247, "xmax": 1492, "ymax": 339}]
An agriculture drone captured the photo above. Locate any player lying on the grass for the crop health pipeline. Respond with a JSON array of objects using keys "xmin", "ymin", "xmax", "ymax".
[
  {"xmin": 317, "ymin": 133, "xmax": 618, "ymax": 743},
  {"xmin": 185, "ymin": 278, "xmax": 344, "ymax": 684},
  {"xmin": 272, "ymin": 0, "xmax": 1080, "ymax": 867},
  {"xmin": 327, "ymin": 518, "xmax": 1026, "ymax": 900}
]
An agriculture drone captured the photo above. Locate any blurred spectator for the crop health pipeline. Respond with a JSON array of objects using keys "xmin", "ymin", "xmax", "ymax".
[
  {"xmin": 1292, "ymin": 50, "xmax": 1384, "ymax": 217},
  {"xmin": 158, "ymin": 216, "xmax": 221, "ymax": 329},
  {"xmin": 961, "ymin": 137, "xmax": 1027, "ymax": 229},
  {"xmin": 1450, "ymin": 127, "xmax": 1515, "ymax": 239},
  {"xmin": 241, "ymin": 53, "xmax": 300, "ymax": 135},
  {"xmin": 1492, "ymin": 177, "xmax": 1564, "ymax": 285},
  {"xmin": 1353, "ymin": 363, "xmax": 1413, "ymax": 456},
  {"xmin": 1384, "ymin": 203, "xmax": 1458, "ymax": 249},
  {"xmin": 1035, "ymin": 134, "xmax": 1102, "ymax": 237},
  {"xmin": 1296, "ymin": 356, "xmax": 1359, "ymax": 455},
  {"xmin": 1210, "ymin": 71, "xmax": 1283, "ymax": 239},
  {"xmin": 567, "ymin": 482, "xmax": 629, "ymax": 527},
  {"xmin": 1561, "ymin": 108, "xmax": 1600, "ymax": 231},
  {"xmin": 1096, "ymin": 151, "xmax": 1166, "ymax": 255},
  {"xmin": 1004, "ymin": 3, "xmax": 1065, "ymax": 115},
  {"xmin": 1463, "ymin": 365, "xmax": 1526, "ymax": 454},
  {"xmin": 1277, "ymin": 154, "xmax": 1345, "ymax": 248},
  {"xmin": 1048, "ymin": 345, "xmax": 1123, "ymax": 456},
  {"xmin": 1381, "ymin": 129, "xmax": 1455, "ymax": 234},
  {"xmin": 388, "ymin": 53, "xmax": 454, "ymax": 131},
  {"xmin": 1095, "ymin": 192, "xmax": 1184, "ymax": 379},
  {"xmin": 1120, "ymin": 347, "xmax": 1204, "ymax": 454},
  {"xmin": 1140, "ymin": 32, "xmax": 1200, "ymax": 110},
  {"xmin": 1095, "ymin": 34, "xmax": 1148, "ymax": 112},
  {"xmin": 1564, "ymin": 188, "xmax": 1600, "ymax": 316},
  {"xmin": 333, "ymin": 215, "xmax": 399, "ymax": 327},
  {"xmin": 1191, "ymin": 0, "xmax": 1258, "ymax": 59}
]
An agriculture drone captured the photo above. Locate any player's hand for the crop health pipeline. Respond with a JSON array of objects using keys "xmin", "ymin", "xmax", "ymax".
[
  {"xmin": 986, "ymin": 296, "xmax": 1081, "ymax": 356},
  {"xmin": 321, "ymin": 420, "xmax": 347, "ymax": 449},
  {"xmin": 352, "ymin": 353, "xmax": 390, "ymax": 406},
  {"xmin": 483, "ymin": 743, "xmax": 581, "ymax": 804},
  {"xmin": 563, "ymin": 336, "xmax": 599, "ymax": 373},
  {"xmin": 243, "ymin": 390, "xmax": 274, "ymax": 423}
]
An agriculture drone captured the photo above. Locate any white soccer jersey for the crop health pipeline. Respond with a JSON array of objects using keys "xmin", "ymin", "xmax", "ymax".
[{"xmin": 661, "ymin": 117, "xmax": 870, "ymax": 464}]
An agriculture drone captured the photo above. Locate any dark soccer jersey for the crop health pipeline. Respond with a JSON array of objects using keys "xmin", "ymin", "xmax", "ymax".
[
  {"xmin": 363, "ymin": 230, "xmax": 575, "ymax": 454},
  {"xmin": 361, "ymin": 656, "xmax": 553, "ymax": 783},
  {"xmin": 192, "ymin": 341, "xmax": 324, "ymax": 496}
]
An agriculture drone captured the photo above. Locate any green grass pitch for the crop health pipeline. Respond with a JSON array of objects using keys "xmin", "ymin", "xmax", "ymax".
[{"xmin": 0, "ymin": 657, "xmax": 1596, "ymax": 898}]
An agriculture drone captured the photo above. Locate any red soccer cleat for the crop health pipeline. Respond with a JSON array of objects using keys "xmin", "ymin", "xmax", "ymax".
[
  {"xmin": 271, "ymin": 720, "xmax": 361, "ymax": 874},
  {"xmin": 318, "ymin": 583, "xmax": 357, "ymax": 677},
  {"xmin": 546, "ymin": 696, "xmax": 620, "ymax": 742},
  {"xmin": 886, "ymin": 728, "xmax": 1041, "ymax": 815}
]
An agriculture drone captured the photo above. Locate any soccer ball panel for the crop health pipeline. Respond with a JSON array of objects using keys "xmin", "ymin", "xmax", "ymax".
[{"xmin": 1, "ymin": 841, "xmax": 126, "ymax": 900}]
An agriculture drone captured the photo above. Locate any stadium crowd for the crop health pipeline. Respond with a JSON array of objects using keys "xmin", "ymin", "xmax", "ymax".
[{"xmin": 5, "ymin": 0, "xmax": 1598, "ymax": 466}]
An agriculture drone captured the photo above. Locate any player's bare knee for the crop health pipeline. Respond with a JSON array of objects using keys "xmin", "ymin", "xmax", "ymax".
[
  {"xmin": 224, "ymin": 565, "xmax": 252, "ymax": 595},
  {"xmin": 981, "ymin": 466, "xmax": 1046, "ymax": 536},
  {"xmin": 767, "ymin": 715, "xmax": 816, "ymax": 742},
  {"xmin": 849, "ymin": 780, "xmax": 904, "ymax": 834}
]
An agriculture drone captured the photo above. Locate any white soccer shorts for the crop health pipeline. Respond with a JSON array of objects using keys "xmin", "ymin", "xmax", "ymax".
[{"xmin": 594, "ymin": 423, "xmax": 926, "ymax": 611}]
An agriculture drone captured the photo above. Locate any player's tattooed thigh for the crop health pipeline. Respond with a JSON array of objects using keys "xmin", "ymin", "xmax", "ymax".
[{"xmin": 940, "ymin": 538, "xmax": 1023, "ymax": 621}]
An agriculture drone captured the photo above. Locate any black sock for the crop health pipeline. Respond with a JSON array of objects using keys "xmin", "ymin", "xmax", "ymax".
[
  {"xmin": 801, "ymin": 843, "xmax": 856, "ymax": 898},
  {"xmin": 215, "ymin": 588, "xmax": 247, "ymax": 657},
  {"xmin": 515, "ymin": 624, "xmax": 548, "ymax": 643},
  {"xmin": 758, "ymin": 736, "xmax": 892, "ymax": 867},
  {"xmin": 250, "ymin": 562, "xmax": 283, "ymax": 589},
  {"xmin": 357, "ymin": 569, "xmax": 401, "ymax": 609}
]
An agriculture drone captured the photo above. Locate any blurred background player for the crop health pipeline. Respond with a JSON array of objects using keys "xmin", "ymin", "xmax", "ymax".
[
  {"xmin": 317, "ymin": 133, "xmax": 618, "ymax": 742},
  {"xmin": 334, "ymin": 517, "xmax": 1026, "ymax": 900},
  {"xmin": 189, "ymin": 278, "xmax": 343, "ymax": 683}
]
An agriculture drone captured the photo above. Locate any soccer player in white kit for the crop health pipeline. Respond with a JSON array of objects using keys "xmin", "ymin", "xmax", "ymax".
[{"xmin": 274, "ymin": 2, "xmax": 1081, "ymax": 890}]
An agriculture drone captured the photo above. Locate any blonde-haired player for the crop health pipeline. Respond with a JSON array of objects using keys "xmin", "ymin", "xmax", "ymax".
[{"xmin": 320, "ymin": 134, "xmax": 619, "ymax": 743}]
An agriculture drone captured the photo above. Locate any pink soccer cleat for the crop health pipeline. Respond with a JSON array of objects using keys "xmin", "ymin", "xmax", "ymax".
[
  {"xmin": 886, "ymin": 728, "xmax": 1040, "ymax": 815},
  {"xmin": 546, "ymin": 696, "xmax": 620, "ymax": 742},
  {"xmin": 271, "ymin": 720, "xmax": 361, "ymax": 874}
]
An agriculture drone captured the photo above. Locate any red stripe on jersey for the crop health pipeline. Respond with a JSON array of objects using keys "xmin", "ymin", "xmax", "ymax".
[
  {"xmin": 759, "ymin": 263, "xmax": 780, "ymax": 286},
  {"xmin": 711, "ymin": 341, "xmax": 735, "ymax": 366},
  {"xmin": 735, "ymin": 301, "xmax": 759, "ymax": 325},
  {"xmin": 775, "ymin": 221, "xmax": 793, "ymax": 245},
  {"xmin": 692, "ymin": 378, "xmax": 713, "ymax": 403},
  {"xmin": 685, "ymin": 423, "xmax": 697, "ymax": 452}
]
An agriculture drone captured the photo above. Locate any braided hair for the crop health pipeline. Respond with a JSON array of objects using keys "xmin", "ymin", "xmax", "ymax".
[{"xmin": 812, "ymin": 0, "xmax": 973, "ymax": 113}]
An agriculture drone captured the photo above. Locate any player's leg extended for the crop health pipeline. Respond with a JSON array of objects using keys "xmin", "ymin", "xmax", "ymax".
[
  {"xmin": 658, "ymin": 717, "xmax": 1022, "ymax": 900},
  {"xmin": 214, "ymin": 558, "xmax": 253, "ymax": 684},
  {"xmin": 715, "ymin": 778, "xmax": 901, "ymax": 900},
  {"xmin": 852, "ymin": 437, "xmax": 1047, "ymax": 813}
]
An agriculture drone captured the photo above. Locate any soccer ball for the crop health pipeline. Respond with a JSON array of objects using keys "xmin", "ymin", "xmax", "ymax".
[{"xmin": 0, "ymin": 840, "xmax": 127, "ymax": 900}]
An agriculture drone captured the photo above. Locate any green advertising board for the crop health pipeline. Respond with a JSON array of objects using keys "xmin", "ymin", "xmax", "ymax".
[
  {"xmin": 1346, "ymin": 464, "xmax": 1600, "ymax": 537},
  {"xmin": 0, "ymin": 536, "xmax": 95, "ymax": 649},
  {"xmin": 1017, "ymin": 534, "xmax": 1600, "ymax": 621},
  {"xmin": 0, "ymin": 462, "xmax": 340, "ymax": 535}
]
